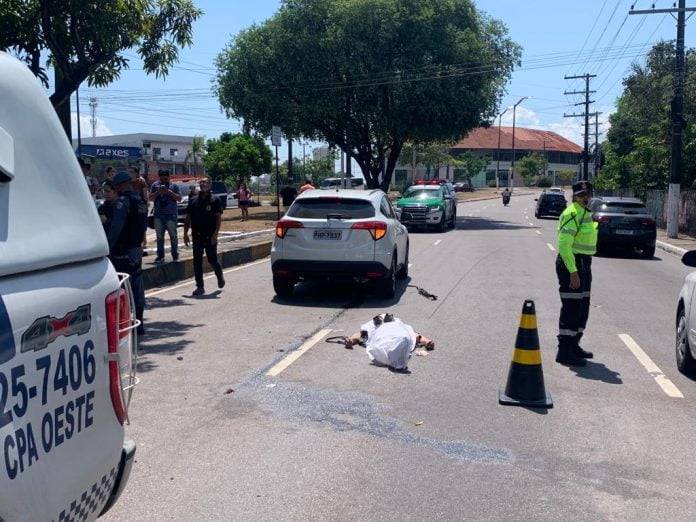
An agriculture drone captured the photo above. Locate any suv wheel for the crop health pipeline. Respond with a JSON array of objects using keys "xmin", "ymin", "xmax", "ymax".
[
  {"xmin": 676, "ymin": 308, "xmax": 696, "ymax": 376},
  {"xmin": 397, "ymin": 245, "xmax": 409, "ymax": 280},
  {"xmin": 449, "ymin": 209, "xmax": 456, "ymax": 228},
  {"xmin": 642, "ymin": 245, "xmax": 656, "ymax": 259},
  {"xmin": 378, "ymin": 257, "xmax": 396, "ymax": 298},
  {"xmin": 273, "ymin": 276, "xmax": 295, "ymax": 297}
]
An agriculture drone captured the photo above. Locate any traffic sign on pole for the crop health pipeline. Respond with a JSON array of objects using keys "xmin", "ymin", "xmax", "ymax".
[{"xmin": 271, "ymin": 126, "xmax": 282, "ymax": 147}]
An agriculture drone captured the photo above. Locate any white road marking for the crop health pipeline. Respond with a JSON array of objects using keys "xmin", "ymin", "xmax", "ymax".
[
  {"xmin": 433, "ymin": 239, "xmax": 442, "ymax": 246},
  {"xmin": 266, "ymin": 328, "xmax": 333, "ymax": 377},
  {"xmin": 619, "ymin": 334, "xmax": 684, "ymax": 398},
  {"xmin": 145, "ymin": 258, "xmax": 270, "ymax": 297},
  {"xmin": 535, "ymin": 230, "xmax": 542, "ymax": 235},
  {"xmin": 546, "ymin": 243, "xmax": 556, "ymax": 252},
  {"xmin": 528, "ymin": 222, "xmax": 534, "ymax": 226}
]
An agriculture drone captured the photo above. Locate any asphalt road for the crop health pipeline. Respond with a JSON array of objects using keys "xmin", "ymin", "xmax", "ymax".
[{"xmin": 103, "ymin": 193, "xmax": 696, "ymax": 521}]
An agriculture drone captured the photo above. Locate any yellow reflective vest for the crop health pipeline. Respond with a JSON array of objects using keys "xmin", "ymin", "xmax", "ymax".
[{"xmin": 557, "ymin": 201, "xmax": 598, "ymax": 273}]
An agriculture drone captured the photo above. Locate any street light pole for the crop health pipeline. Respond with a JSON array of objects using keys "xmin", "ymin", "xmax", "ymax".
[
  {"xmin": 496, "ymin": 108, "xmax": 510, "ymax": 189},
  {"xmin": 510, "ymin": 97, "xmax": 528, "ymax": 189}
]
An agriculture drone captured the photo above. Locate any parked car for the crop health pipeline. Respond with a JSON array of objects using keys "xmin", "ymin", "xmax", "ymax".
[
  {"xmin": 394, "ymin": 180, "xmax": 457, "ymax": 231},
  {"xmin": 454, "ymin": 181, "xmax": 474, "ymax": 192},
  {"xmin": 534, "ymin": 192, "xmax": 567, "ymax": 218},
  {"xmin": 271, "ymin": 189, "xmax": 409, "ymax": 298},
  {"xmin": 590, "ymin": 197, "xmax": 656, "ymax": 258},
  {"xmin": 676, "ymin": 250, "xmax": 696, "ymax": 376},
  {"xmin": 547, "ymin": 187, "xmax": 565, "ymax": 195},
  {"xmin": 1, "ymin": 51, "xmax": 137, "ymax": 520},
  {"xmin": 211, "ymin": 181, "xmax": 229, "ymax": 210}
]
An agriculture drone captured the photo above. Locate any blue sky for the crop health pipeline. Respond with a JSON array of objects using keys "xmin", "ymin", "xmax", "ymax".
[{"xmin": 69, "ymin": 0, "xmax": 694, "ymax": 159}]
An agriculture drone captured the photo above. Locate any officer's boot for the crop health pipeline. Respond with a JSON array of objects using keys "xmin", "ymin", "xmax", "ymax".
[
  {"xmin": 574, "ymin": 333, "xmax": 593, "ymax": 359},
  {"xmin": 136, "ymin": 306, "xmax": 145, "ymax": 336},
  {"xmin": 556, "ymin": 337, "xmax": 586, "ymax": 366}
]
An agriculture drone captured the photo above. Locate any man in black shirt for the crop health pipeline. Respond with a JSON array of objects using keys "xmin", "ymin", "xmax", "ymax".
[
  {"xmin": 184, "ymin": 177, "xmax": 225, "ymax": 296},
  {"xmin": 279, "ymin": 180, "xmax": 298, "ymax": 210}
]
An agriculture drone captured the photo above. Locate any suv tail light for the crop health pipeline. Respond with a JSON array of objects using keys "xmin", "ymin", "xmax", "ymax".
[
  {"xmin": 276, "ymin": 219, "xmax": 304, "ymax": 238},
  {"xmin": 641, "ymin": 218, "xmax": 656, "ymax": 226},
  {"xmin": 351, "ymin": 221, "xmax": 387, "ymax": 240},
  {"xmin": 105, "ymin": 276, "xmax": 138, "ymax": 425}
]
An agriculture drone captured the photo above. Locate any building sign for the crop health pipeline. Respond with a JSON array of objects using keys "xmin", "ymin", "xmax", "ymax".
[{"xmin": 77, "ymin": 145, "xmax": 142, "ymax": 160}]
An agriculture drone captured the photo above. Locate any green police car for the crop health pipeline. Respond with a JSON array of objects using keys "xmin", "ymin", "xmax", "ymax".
[{"xmin": 394, "ymin": 180, "xmax": 457, "ymax": 232}]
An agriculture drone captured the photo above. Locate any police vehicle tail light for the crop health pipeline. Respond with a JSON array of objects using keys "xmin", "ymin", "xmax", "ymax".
[
  {"xmin": 351, "ymin": 221, "xmax": 387, "ymax": 240},
  {"xmin": 275, "ymin": 219, "xmax": 304, "ymax": 238},
  {"xmin": 105, "ymin": 275, "xmax": 139, "ymax": 426}
]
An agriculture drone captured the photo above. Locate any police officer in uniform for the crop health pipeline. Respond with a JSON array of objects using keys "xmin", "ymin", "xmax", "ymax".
[
  {"xmin": 108, "ymin": 171, "xmax": 148, "ymax": 335},
  {"xmin": 555, "ymin": 180, "xmax": 598, "ymax": 367},
  {"xmin": 184, "ymin": 177, "xmax": 225, "ymax": 296}
]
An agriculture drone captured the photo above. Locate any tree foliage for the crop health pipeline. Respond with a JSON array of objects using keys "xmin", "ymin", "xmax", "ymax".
[
  {"xmin": 204, "ymin": 132, "xmax": 273, "ymax": 187},
  {"xmin": 401, "ymin": 141, "xmax": 458, "ymax": 179},
  {"xmin": 599, "ymin": 41, "xmax": 696, "ymax": 192},
  {"xmin": 0, "ymin": 0, "xmax": 202, "ymax": 136},
  {"xmin": 214, "ymin": 0, "xmax": 520, "ymax": 190},
  {"xmin": 185, "ymin": 135, "xmax": 206, "ymax": 176},
  {"xmin": 557, "ymin": 168, "xmax": 575, "ymax": 185},
  {"xmin": 517, "ymin": 152, "xmax": 547, "ymax": 185},
  {"xmin": 453, "ymin": 151, "xmax": 489, "ymax": 182}
]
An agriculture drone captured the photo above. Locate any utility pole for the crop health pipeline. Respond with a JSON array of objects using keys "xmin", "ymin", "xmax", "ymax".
[
  {"xmin": 630, "ymin": 0, "xmax": 696, "ymax": 238},
  {"xmin": 564, "ymin": 74, "xmax": 596, "ymax": 181},
  {"xmin": 75, "ymin": 88, "xmax": 82, "ymax": 156},
  {"xmin": 88, "ymin": 97, "xmax": 98, "ymax": 138},
  {"xmin": 593, "ymin": 112, "xmax": 603, "ymax": 179}
]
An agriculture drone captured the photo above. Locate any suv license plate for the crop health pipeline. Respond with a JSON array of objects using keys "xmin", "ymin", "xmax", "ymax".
[
  {"xmin": 313, "ymin": 230, "xmax": 342, "ymax": 240},
  {"xmin": 615, "ymin": 229, "xmax": 635, "ymax": 235}
]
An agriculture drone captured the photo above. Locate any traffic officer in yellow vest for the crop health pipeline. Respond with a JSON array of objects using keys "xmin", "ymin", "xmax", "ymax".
[{"xmin": 556, "ymin": 180, "xmax": 598, "ymax": 367}]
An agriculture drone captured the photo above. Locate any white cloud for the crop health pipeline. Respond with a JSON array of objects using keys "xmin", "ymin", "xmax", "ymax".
[
  {"xmin": 500, "ymin": 106, "xmax": 539, "ymax": 127},
  {"xmin": 71, "ymin": 113, "xmax": 112, "ymax": 137}
]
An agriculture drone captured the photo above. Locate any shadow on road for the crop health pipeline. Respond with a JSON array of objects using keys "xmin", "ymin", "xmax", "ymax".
[
  {"xmin": 136, "ymin": 319, "xmax": 204, "ymax": 373},
  {"xmin": 184, "ymin": 290, "xmax": 223, "ymax": 300},
  {"xmin": 146, "ymin": 296, "xmax": 192, "ymax": 310},
  {"xmin": 271, "ymin": 278, "xmax": 410, "ymax": 308},
  {"xmin": 595, "ymin": 248, "xmax": 662, "ymax": 262},
  {"xmin": 455, "ymin": 216, "xmax": 536, "ymax": 231},
  {"xmin": 569, "ymin": 360, "xmax": 623, "ymax": 384}
]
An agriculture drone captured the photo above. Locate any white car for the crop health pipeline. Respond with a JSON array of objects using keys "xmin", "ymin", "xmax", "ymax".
[
  {"xmin": 547, "ymin": 187, "xmax": 565, "ymax": 195},
  {"xmin": 676, "ymin": 251, "xmax": 696, "ymax": 376},
  {"xmin": 271, "ymin": 189, "xmax": 409, "ymax": 298}
]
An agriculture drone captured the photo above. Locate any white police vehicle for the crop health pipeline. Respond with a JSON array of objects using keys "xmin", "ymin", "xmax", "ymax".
[{"xmin": 0, "ymin": 52, "xmax": 137, "ymax": 520}]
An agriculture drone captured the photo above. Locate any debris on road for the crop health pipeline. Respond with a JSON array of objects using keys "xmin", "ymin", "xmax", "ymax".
[
  {"xmin": 415, "ymin": 421, "xmax": 424, "ymax": 426},
  {"xmin": 224, "ymin": 388, "xmax": 235, "ymax": 394}
]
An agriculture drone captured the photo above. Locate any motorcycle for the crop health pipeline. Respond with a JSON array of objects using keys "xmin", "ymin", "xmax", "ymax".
[{"xmin": 502, "ymin": 195, "xmax": 510, "ymax": 206}]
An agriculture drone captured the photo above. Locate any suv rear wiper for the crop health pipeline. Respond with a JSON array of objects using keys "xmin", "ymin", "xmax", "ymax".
[{"xmin": 327, "ymin": 213, "xmax": 351, "ymax": 220}]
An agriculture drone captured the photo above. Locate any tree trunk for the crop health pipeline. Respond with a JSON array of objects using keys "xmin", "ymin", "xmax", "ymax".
[{"xmin": 54, "ymin": 68, "xmax": 72, "ymax": 140}]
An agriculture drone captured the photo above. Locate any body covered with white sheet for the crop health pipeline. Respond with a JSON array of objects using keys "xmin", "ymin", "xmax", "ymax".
[{"xmin": 360, "ymin": 316, "xmax": 417, "ymax": 370}]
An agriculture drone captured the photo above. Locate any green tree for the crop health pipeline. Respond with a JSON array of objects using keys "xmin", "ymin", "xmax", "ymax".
[
  {"xmin": 185, "ymin": 135, "xmax": 206, "ymax": 176},
  {"xmin": 214, "ymin": 0, "xmax": 520, "ymax": 191},
  {"xmin": 517, "ymin": 152, "xmax": 547, "ymax": 186},
  {"xmin": 602, "ymin": 41, "xmax": 696, "ymax": 191},
  {"xmin": 204, "ymin": 133, "xmax": 273, "ymax": 187},
  {"xmin": 557, "ymin": 168, "xmax": 575, "ymax": 185},
  {"xmin": 0, "ymin": 0, "xmax": 202, "ymax": 137},
  {"xmin": 401, "ymin": 141, "xmax": 458, "ymax": 179},
  {"xmin": 453, "ymin": 151, "xmax": 489, "ymax": 183}
]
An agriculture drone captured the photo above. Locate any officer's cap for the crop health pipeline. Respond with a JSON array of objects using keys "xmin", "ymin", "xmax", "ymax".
[
  {"xmin": 112, "ymin": 171, "xmax": 132, "ymax": 186},
  {"xmin": 572, "ymin": 180, "xmax": 594, "ymax": 195}
]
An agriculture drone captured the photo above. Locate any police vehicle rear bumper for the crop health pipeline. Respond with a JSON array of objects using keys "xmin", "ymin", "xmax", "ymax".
[{"xmin": 99, "ymin": 439, "xmax": 136, "ymax": 517}]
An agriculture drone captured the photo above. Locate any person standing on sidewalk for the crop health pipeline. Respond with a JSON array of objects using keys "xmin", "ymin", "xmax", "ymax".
[
  {"xmin": 129, "ymin": 165, "xmax": 150, "ymax": 251},
  {"xmin": 299, "ymin": 177, "xmax": 315, "ymax": 194},
  {"xmin": 555, "ymin": 180, "xmax": 597, "ymax": 367},
  {"xmin": 237, "ymin": 182, "xmax": 252, "ymax": 221},
  {"xmin": 184, "ymin": 177, "xmax": 226, "ymax": 296},
  {"xmin": 107, "ymin": 171, "xmax": 148, "ymax": 335},
  {"xmin": 149, "ymin": 169, "xmax": 182, "ymax": 263}
]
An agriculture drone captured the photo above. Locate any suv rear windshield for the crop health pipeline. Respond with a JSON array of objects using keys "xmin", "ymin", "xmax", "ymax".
[
  {"xmin": 287, "ymin": 198, "xmax": 375, "ymax": 219},
  {"xmin": 543, "ymin": 194, "xmax": 566, "ymax": 202},
  {"xmin": 601, "ymin": 202, "xmax": 648, "ymax": 213}
]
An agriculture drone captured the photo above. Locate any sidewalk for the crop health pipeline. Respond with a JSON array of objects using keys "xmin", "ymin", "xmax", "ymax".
[{"xmin": 656, "ymin": 229, "xmax": 696, "ymax": 257}]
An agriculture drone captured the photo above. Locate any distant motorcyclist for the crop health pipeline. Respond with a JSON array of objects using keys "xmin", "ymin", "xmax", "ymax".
[{"xmin": 502, "ymin": 188, "xmax": 511, "ymax": 205}]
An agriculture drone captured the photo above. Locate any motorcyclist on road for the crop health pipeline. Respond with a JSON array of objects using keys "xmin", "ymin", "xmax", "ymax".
[{"xmin": 502, "ymin": 188, "xmax": 511, "ymax": 204}]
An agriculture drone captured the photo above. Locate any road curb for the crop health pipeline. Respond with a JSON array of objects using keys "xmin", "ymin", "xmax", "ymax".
[
  {"xmin": 656, "ymin": 240, "xmax": 688, "ymax": 258},
  {"xmin": 142, "ymin": 239, "xmax": 272, "ymax": 290}
]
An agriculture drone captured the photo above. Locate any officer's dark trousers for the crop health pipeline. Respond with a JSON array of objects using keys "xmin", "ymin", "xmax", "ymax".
[
  {"xmin": 556, "ymin": 254, "xmax": 592, "ymax": 350},
  {"xmin": 193, "ymin": 234, "xmax": 223, "ymax": 288},
  {"xmin": 110, "ymin": 247, "xmax": 145, "ymax": 322}
]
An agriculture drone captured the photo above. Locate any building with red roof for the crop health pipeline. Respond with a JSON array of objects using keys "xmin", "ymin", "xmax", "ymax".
[{"xmin": 394, "ymin": 127, "xmax": 585, "ymax": 189}]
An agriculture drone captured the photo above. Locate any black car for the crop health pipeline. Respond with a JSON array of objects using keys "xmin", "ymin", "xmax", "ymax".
[
  {"xmin": 535, "ymin": 193, "xmax": 567, "ymax": 218},
  {"xmin": 590, "ymin": 197, "xmax": 657, "ymax": 258}
]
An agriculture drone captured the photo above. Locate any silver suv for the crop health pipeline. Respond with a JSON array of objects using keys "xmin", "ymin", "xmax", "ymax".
[{"xmin": 271, "ymin": 189, "xmax": 409, "ymax": 298}]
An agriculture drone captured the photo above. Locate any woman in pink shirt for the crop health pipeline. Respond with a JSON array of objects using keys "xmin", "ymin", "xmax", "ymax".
[{"xmin": 238, "ymin": 183, "xmax": 252, "ymax": 221}]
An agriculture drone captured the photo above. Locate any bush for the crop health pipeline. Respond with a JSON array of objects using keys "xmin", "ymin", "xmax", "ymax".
[
  {"xmin": 536, "ymin": 176, "xmax": 553, "ymax": 188},
  {"xmin": 488, "ymin": 180, "xmax": 497, "ymax": 188}
]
